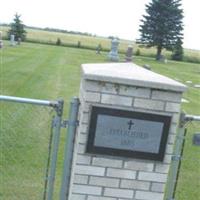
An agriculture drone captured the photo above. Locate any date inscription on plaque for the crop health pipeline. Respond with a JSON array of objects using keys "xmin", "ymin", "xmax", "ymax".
[{"xmin": 86, "ymin": 106, "xmax": 171, "ymax": 161}]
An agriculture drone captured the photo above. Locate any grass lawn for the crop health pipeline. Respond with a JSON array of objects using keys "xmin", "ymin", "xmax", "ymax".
[{"xmin": 0, "ymin": 42, "xmax": 200, "ymax": 200}]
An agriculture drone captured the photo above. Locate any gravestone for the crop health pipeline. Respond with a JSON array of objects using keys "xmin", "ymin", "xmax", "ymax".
[
  {"xmin": 125, "ymin": 45, "xmax": 133, "ymax": 62},
  {"xmin": 68, "ymin": 63, "xmax": 187, "ymax": 200},
  {"xmin": 17, "ymin": 37, "xmax": 21, "ymax": 45},
  {"xmin": 0, "ymin": 31, "xmax": 3, "ymax": 48},
  {"xmin": 108, "ymin": 38, "xmax": 119, "ymax": 61},
  {"xmin": 193, "ymin": 133, "xmax": 200, "ymax": 146},
  {"xmin": 10, "ymin": 34, "xmax": 16, "ymax": 46},
  {"xmin": 96, "ymin": 44, "xmax": 102, "ymax": 54}
]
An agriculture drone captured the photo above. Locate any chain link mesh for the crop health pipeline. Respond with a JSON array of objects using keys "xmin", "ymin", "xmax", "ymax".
[
  {"xmin": 174, "ymin": 124, "xmax": 200, "ymax": 199},
  {"xmin": 0, "ymin": 101, "xmax": 55, "ymax": 200},
  {"xmin": 165, "ymin": 122, "xmax": 200, "ymax": 200}
]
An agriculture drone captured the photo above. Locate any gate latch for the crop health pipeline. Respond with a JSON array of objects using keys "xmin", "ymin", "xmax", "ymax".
[{"xmin": 61, "ymin": 120, "xmax": 79, "ymax": 128}]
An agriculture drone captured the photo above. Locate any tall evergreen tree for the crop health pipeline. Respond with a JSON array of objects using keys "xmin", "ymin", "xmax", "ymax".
[
  {"xmin": 8, "ymin": 13, "xmax": 26, "ymax": 41},
  {"xmin": 139, "ymin": 0, "xmax": 184, "ymax": 60}
]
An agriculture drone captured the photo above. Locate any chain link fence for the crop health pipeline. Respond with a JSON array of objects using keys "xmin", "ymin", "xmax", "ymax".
[
  {"xmin": 166, "ymin": 114, "xmax": 200, "ymax": 200},
  {"xmin": 0, "ymin": 96, "xmax": 63, "ymax": 200}
]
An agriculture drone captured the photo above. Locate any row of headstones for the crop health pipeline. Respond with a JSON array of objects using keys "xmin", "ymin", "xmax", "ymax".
[
  {"xmin": 106, "ymin": 38, "xmax": 168, "ymax": 64},
  {"xmin": 96, "ymin": 38, "xmax": 133, "ymax": 62},
  {"xmin": 107, "ymin": 38, "xmax": 133, "ymax": 62},
  {"xmin": 107, "ymin": 38, "xmax": 151, "ymax": 70}
]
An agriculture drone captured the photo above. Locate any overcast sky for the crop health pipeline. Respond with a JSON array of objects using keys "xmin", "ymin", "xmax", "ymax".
[{"xmin": 0, "ymin": 0, "xmax": 199, "ymax": 50}]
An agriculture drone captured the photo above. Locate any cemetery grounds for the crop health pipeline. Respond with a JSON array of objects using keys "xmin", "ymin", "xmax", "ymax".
[
  {"xmin": 1, "ymin": 26, "xmax": 200, "ymax": 63},
  {"xmin": 0, "ymin": 41, "xmax": 200, "ymax": 200}
]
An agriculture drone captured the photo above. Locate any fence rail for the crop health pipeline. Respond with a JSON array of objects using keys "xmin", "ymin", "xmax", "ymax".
[{"xmin": 0, "ymin": 95, "xmax": 64, "ymax": 200}]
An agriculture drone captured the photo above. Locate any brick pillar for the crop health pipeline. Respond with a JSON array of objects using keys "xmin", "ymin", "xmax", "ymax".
[{"xmin": 68, "ymin": 63, "xmax": 187, "ymax": 200}]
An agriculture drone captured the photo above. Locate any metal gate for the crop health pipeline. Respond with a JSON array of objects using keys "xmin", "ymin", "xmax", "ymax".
[
  {"xmin": 165, "ymin": 113, "xmax": 200, "ymax": 200},
  {"xmin": 0, "ymin": 95, "xmax": 79, "ymax": 200},
  {"xmin": 1, "ymin": 95, "xmax": 199, "ymax": 200}
]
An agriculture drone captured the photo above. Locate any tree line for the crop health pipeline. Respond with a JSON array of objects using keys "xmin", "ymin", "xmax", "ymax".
[{"xmin": 7, "ymin": 0, "xmax": 184, "ymax": 61}]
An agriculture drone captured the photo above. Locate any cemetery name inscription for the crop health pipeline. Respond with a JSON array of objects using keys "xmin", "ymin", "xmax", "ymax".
[{"xmin": 87, "ymin": 106, "xmax": 171, "ymax": 161}]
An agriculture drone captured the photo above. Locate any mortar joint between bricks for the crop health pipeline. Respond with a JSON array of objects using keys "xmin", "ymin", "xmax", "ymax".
[
  {"xmin": 100, "ymin": 93, "xmax": 102, "ymax": 103},
  {"xmin": 153, "ymin": 162, "xmax": 156, "ymax": 171},
  {"xmin": 87, "ymin": 175, "xmax": 90, "ymax": 184},
  {"xmin": 149, "ymin": 181, "xmax": 153, "ymax": 191},
  {"xmin": 122, "ymin": 160, "xmax": 125, "ymax": 168},
  {"xmin": 119, "ymin": 178, "xmax": 122, "ymax": 188},
  {"xmin": 101, "ymin": 187, "xmax": 105, "ymax": 196},
  {"xmin": 136, "ymin": 170, "xmax": 139, "ymax": 180},
  {"xmin": 104, "ymin": 167, "xmax": 107, "ymax": 176},
  {"xmin": 150, "ymin": 88, "xmax": 153, "ymax": 99},
  {"xmin": 163, "ymin": 101, "xmax": 167, "ymax": 111},
  {"xmin": 132, "ymin": 97, "xmax": 135, "ymax": 107}
]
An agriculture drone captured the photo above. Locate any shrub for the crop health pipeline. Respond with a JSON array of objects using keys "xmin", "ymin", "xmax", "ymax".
[
  {"xmin": 56, "ymin": 38, "xmax": 61, "ymax": 45},
  {"xmin": 171, "ymin": 38, "xmax": 184, "ymax": 61},
  {"xmin": 135, "ymin": 49, "xmax": 141, "ymax": 56},
  {"xmin": 77, "ymin": 41, "xmax": 81, "ymax": 48}
]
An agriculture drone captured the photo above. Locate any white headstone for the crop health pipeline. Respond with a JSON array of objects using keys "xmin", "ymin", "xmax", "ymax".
[
  {"xmin": 10, "ymin": 34, "xmax": 16, "ymax": 46},
  {"xmin": 108, "ymin": 38, "xmax": 120, "ymax": 61}
]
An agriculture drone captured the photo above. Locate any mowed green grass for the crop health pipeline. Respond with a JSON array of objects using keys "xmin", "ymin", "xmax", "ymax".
[{"xmin": 0, "ymin": 42, "xmax": 200, "ymax": 200}]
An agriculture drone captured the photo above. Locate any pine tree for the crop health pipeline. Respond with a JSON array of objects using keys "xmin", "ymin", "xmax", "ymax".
[
  {"xmin": 171, "ymin": 37, "xmax": 184, "ymax": 61},
  {"xmin": 139, "ymin": 0, "xmax": 184, "ymax": 60},
  {"xmin": 8, "ymin": 13, "xmax": 26, "ymax": 41}
]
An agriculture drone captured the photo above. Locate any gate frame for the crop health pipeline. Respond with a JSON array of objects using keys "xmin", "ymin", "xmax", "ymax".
[
  {"xmin": 0, "ymin": 95, "xmax": 64, "ymax": 200},
  {"xmin": 165, "ymin": 112, "xmax": 200, "ymax": 200}
]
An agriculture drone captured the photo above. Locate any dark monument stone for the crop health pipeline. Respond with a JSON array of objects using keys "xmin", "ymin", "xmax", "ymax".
[
  {"xmin": 193, "ymin": 133, "xmax": 200, "ymax": 146},
  {"xmin": 125, "ymin": 45, "xmax": 133, "ymax": 62}
]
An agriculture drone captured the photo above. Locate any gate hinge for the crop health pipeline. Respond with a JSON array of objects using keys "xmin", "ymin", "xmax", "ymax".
[
  {"xmin": 171, "ymin": 155, "xmax": 181, "ymax": 161},
  {"xmin": 61, "ymin": 120, "xmax": 79, "ymax": 128}
]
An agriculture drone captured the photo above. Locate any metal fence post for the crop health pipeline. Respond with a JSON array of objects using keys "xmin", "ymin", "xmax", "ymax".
[
  {"xmin": 60, "ymin": 97, "xmax": 79, "ymax": 200},
  {"xmin": 47, "ymin": 99, "xmax": 64, "ymax": 200},
  {"xmin": 165, "ymin": 113, "xmax": 186, "ymax": 200}
]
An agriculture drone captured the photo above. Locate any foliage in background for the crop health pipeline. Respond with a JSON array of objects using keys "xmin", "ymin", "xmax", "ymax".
[
  {"xmin": 7, "ymin": 13, "xmax": 27, "ymax": 41},
  {"xmin": 56, "ymin": 38, "xmax": 61, "ymax": 46},
  {"xmin": 171, "ymin": 37, "xmax": 184, "ymax": 61},
  {"xmin": 139, "ymin": 0, "xmax": 184, "ymax": 60},
  {"xmin": 77, "ymin": 41, "xmax": 81, "ymax": 48},
  {"xmin": 135, "ymin": 48, "xmax": 141, "ymax": 56}
]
